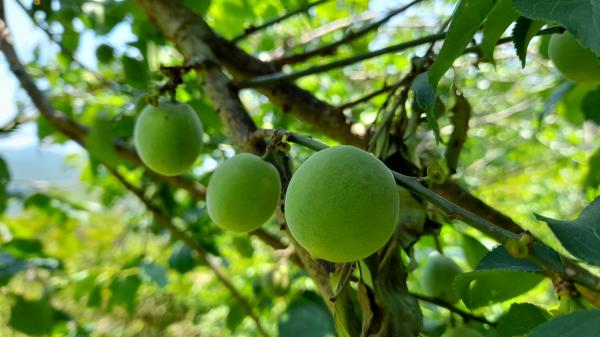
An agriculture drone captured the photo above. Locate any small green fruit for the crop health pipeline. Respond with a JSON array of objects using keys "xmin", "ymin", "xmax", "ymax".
[
  {"xmin": 134, "ymin": 101, "xmax": 203, "ymax": 176},
  {"xmin": 285, "ymin": 145, "xmax": 399, "ymax": 263},
  {"xmin": 548, "ymin": 32, "xmax": 600, "ymax": 84},
  {"xmin": 441, "ymin": 327, "xmax": 483, "ymax": 337},
  {"xmin": 96, "ymin": 44, "xmax": 115, "ymax": 64},
  {"xmin": 421, "ymin": 252, "xmax": 462, "ymax": 303},
  {"xmin": 261, "ymin": 265, "xmax": 290, "ymax": 297},
  {"xmin": 207, "ymin": 154, "xmax": 281, "ymax": 233}
]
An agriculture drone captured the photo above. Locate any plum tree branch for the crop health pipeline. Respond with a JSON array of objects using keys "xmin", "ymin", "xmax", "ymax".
[
  {"xmin": 409, "ymin": 292, "xmax": 495, "ymax": 326},
  {"xmin": 273, "ymin": 0, "xmax": 426, "ymax": 66},
  {"xmin": 104, "ymin": 165, "xmax": 271, "ymax": 337},
  {"xmin": 239, "ymin": 26, "xmax": 564, "ymax": 88},
  {"xmin": 231, "ymin": 0, "xmax": 332, "ymax": 43},
  {"xmin": 253, "ymin": 129, "xmax": 600, "ymax": 293}
]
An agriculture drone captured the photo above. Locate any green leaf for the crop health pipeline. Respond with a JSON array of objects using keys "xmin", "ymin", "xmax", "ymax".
[
  {"xmin": 0, "ymin": 252, "xmax": 27, "ymax": 286},
  {"xmin": 529, "ymin": 310, "xmax": 600, "ymax": 337},
  {"xmin": 428, "ymin": 0, "xmax": 495, "ymax": 87},
  {"xmin": 476, "ymin": 245, "xmax": 542, "ymax": 272},
  {"xmin": 0, "ymin": 155, "xmax": 10, "ymax": 214},
  {"xmin": 497, "ymin": 303, "xmax": 550, "ymax": 336},
  {"xmin": 462, "ymin": 234, "xmax": 488, "ymax": 268},
  {"xmin": 184, "ymin": 0, "xmax": 211, "ymax": 16},
  {"xmin": 9, "ymin": 295, "xmax": 66, "ymax": 336},
  {"xmin": 232, "ymin": 236, "xmax": 254, "ymax": 258},
  {"xmin": 278, "ymin": 291, "xmax": 335, "ymax": 337},
  {"xmin": 412, "ymin": 72, "xmax": 441, "ymax": 143},
  {"xmin": 513, "ymin": 0, "xmax": 600, "ymax": 56},
  {"xmin": 535, "ymin": 197, "xmax": 600, "ymax": 266},
  {"xmin": 121, "ymin": 56, "xmax": 150, "ymax": 89},
  {"xmin": 140, "ymin": 260, "xmax": 168, "ymax": 288},
  {"xmin": 108, "ymin": 274, "xmax": 142, "ymax": 314},
  {"xmin": 453, "ymin": 270, "xmax": 544, "ymax": 309},
  {"xmin": 480, "ymin": 0, "xmax": 519, "ymax": 63},
  {"xmin": 226, "ymin": 304, "xmax": 245, "ymax": 332},
  {"xmin": 538, "ymin": 81, "xmax": 575, "ymax": 123},
  {"xmin": 584, "ymin": 147, "xmax": 600, "ymax": 190},
  {"xmin": 581, "ymin": 86, "xmax": 600, "ymax": 125},
  {"xmin": 512, "ymin": 17, "xmax": 545, "ymax": 68},
  {"xmin": 168, "ymin": 242, "xmax": 198, "ymax": 274},
  {"xmin": 2, "ymin": 238, "xmax": 45, "ymax": 258},
  {"xmin": 85, "ymin": 113, "xmax": 122, "ymax": 167}
]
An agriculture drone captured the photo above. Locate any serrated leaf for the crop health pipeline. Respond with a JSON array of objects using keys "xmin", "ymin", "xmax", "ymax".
[
  {"xmin": 462, "ymin": 234, "xmax": 488, "ymax": 268},
  {"xmin": 412, "ymin": 72, "xmax": 441, "ymax": 143},
  {"xmin": 108, "ymin": 274, "xmax": 141, "ymax": 314},
  {"xmin": 428, "ymin": 0, "xmax": 495, "ymax": 87},
  {"xmin": 513, "ymin": 0, "xmax": 600, "ymax": 56},
  {"xmin": 535, "ymin": 197, "xmax": 600, "ymax": 266},
  {"xmin": 278, "ymin": 291, "xmax": 335, "ymax": 337},
  {"xmin": 476, "ymin": 245, "xmax": 542, "ymax": 272},
  {"xmin": 496, "ymin": 303, "xmax": 550, "ymax": 336},
  {"xmin": 512, "ymin": 17, "xmax": 545, "ymax": 68},
  {"xmin": 529, "ymin": 309, "xmax": 600, "ymax": 337},
  {"xmin": 140, "ymin": 260, "xmax": 168, "ymax": 288},
  {"xmin": 581, "ymin": 86, "xmax": 600, "ymax": 125},
  {"xmin": 9, "ymin": 295, "xmax": 66, "ymax": 336},
  {"xmin": 453, "ymin": 270, "xmax": 544, "ymax": 309},
  {"xmin": 480, "ymin": 0, "xmax": 519, "ymax": 63}
]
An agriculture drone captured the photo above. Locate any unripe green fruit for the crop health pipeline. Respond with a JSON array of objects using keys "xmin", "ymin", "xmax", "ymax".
[
  {"xmin": 96, "ymin": 44, "xmax": 115, "ymax": 64},
  {"xmin": 441, "ymin": 327, "xmax": 483, "ymax": 337},
  {"xmin": 261, "ymin": 265, "xmax": 290, "ymax": 297},
  {"xmin": 134, "ymin": 102, "xmax": 203, "ymax": 176},
  {"xmin": 207, "ymin": 154, "xmax": 281, "ymax": 233},
  {"xmin": 548, "ymin": 32, "xmax": 600, "ymax": 84},
  {"xmin": 285, "ymin": 146, "xmax": 399, "ymax": 263},
  {"xmin": 421, "ymin": 253, "xmax": 462, "ymax": 303}
]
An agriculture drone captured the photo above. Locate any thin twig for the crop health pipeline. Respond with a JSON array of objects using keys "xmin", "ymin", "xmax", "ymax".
[
  {"xmin": 239, "ymin": 26, "xmax": 563, "ymax": 88},
  {"xmin": 232, "ymin": 0, "xmax": 332, "ymax": 43},
  {"xmin": 106, "ymin": 166, "xmax": 271, "ymax": 337},
  {"xmin": 13, "ymin": 0, "xmax": 127, "ymax": 93},
  {"xmin": 409, "ymin": 292, "xmax": 495, "ymax": 326},
  {"xmin": 336, "ymin": 77, "xmax": 409, "ymax": 112},
  {"xmin": 273, "ymin": 0, "xmax": 426, "ymax": 66}
]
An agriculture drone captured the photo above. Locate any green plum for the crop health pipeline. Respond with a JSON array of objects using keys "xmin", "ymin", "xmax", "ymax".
[
  {"xmin": 285, "ymin": 145, "xmax": 399, "ymax": 263},
  {"xmin": 548, "ymin": 32, "xmax": 600, "ymax": 84},
  {"xmin": 134, "ymin": 101, "xmax": 203, "ymax": 176},
  {"xmin": 207, "ymin": 154, "xmax": 281, "ymax": 233},
  {"xmin": 261, "ymin": 264, "xmax": 290, "ymax": 297},
  {"xmin": 421, "ymin": 252, "xmax": 462, "ymax": 303}
]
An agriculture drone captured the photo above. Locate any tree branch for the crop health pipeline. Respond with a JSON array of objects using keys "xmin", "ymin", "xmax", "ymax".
[
  {"xmin": 273, "ymin": 0, "xmax": 426, "ymax": 66},
  {"xmin": 254, "ymin": 129, "xmax": 600, "ymax": 294},
  {"xmin": 232, "ymin": 0, "xmax": 332, "ymax": 43},
  {"xmin": 409, "ymin": 292, "xmax": 495, "ymax": 326},
  {"xmin": 240, "ymin": 26, "xmax": 564, "ymax": 88}
]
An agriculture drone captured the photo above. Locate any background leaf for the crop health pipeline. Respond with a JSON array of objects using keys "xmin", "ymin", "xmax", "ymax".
[
  {"xmin": 513, "ymin": 0, "xmax": 600, "ymax": 56},
  {"xmin": 535, "ymin": 197, "xmax": 600, "ymax": 266},
  {"xmin": 512, "ymin": 17, "xmax": 545, "ymax": 68},
  {"xmin": 529, "ymin": 310, "xmax": 600, "ymax": 337},
  {"xmin": 480, "ymin": 0, "xmax": 518, "ymax": 63},
  {"xmin": 496, "ymin": 303, "xmax": 550, "ymax": 336}
]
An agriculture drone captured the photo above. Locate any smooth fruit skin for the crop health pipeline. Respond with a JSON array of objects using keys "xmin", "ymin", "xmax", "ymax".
[
  {"xmin": 134, "ymin": 102, "xmax": 203, "ymax": 176},
  {"xmin": 207, "ymin": 154, "xmax": 281, "ymax": 233},
  {"xmin": 285, "ymin": 145, "xmax": 399, "ymax": 263},
  {"xmin": 548, "ymin": 32, "xmax": 600, "ymax": 84},
  {"xmin": 442, "ymin": 327, "xmax": 483, "ymax": 337},
  {"xmin": 421, "ymin": 253, "xmax": 462, "ymax": 303}
]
